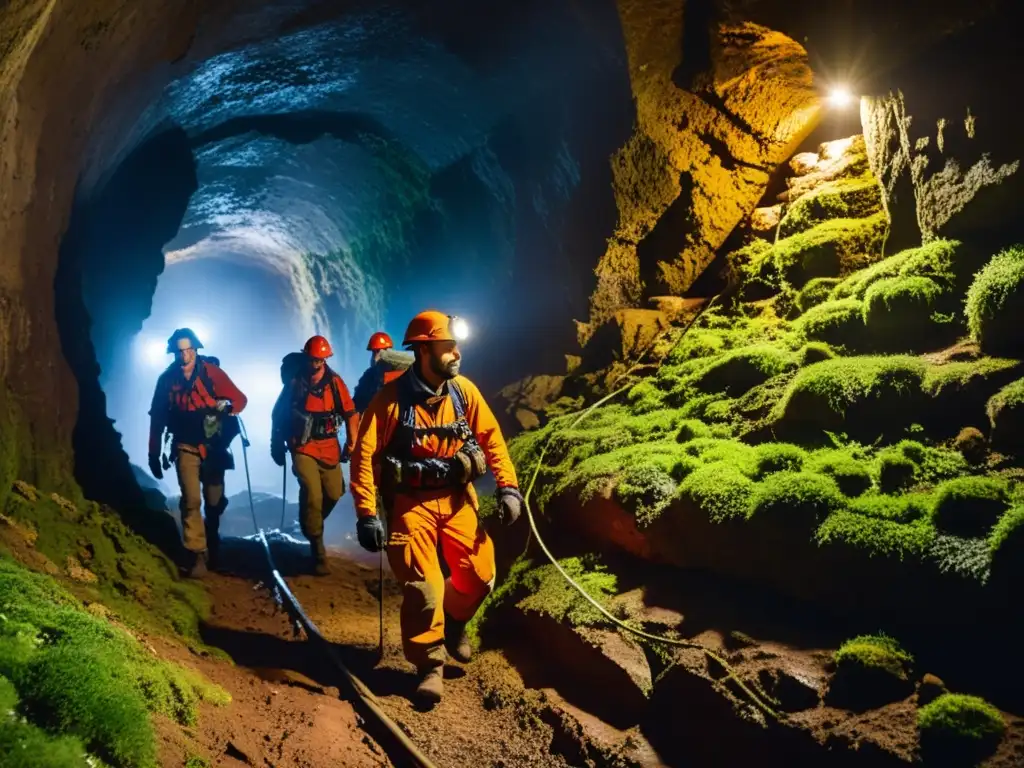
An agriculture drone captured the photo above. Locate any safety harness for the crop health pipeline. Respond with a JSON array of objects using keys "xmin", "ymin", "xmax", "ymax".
[
  {"xmin": 381, "ymin": 375, "xmax": 488, "ymax": 492},
  {"xmin": 289, "ymin": 367, "xmax": 353, "ymax": 446},
  {"xmin": 161, "ymin": 357, "xmax": 240, "ymax": 466}
]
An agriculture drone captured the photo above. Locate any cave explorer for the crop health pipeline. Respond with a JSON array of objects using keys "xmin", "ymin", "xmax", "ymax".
[
  {"xmin": 148, "ymin": 328, "xmax": 248, "ymax": 578},
  {"xmin": 350, "ymin": 310, "xmax": 524, "ymax": 707},
  {"xmin": 352, "ymin": 331, "xmax": 414, "ymax": 413},
  {"xmin": 270, "ymin": 335, "xmax": 360, "ymax": 576}
]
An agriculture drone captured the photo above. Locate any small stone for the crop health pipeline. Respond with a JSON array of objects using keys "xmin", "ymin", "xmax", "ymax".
[
  {"xmin": 12, "ymin": 480, "xmax": 38, "ymax": 502},
  {"xmin": 953, "ymin": 427, "xmax": 988, "ymax": 465},
  {"xmin": 917, "ymin": 673, "xmax": 947, "ymax": 705},
  {"xmin": 65, "ymin": 556, "xmax": 98, "ymax": 583}
]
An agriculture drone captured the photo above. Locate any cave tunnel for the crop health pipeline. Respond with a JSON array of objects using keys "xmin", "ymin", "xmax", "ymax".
[{"xmin": 46, "ymin": 0, "xmax": 637, "ymax": 546}]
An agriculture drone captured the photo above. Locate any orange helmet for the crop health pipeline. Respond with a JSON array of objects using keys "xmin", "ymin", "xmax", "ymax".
[
  {"xmin": 303, "ymin": 335, "xmax": 333, "ymax": 359},
  {"xmin": 367, "ymin": 331, "xmax": 394, "ymax": 351},
  {"xmin": 403, "ymin": 310, "xmax": 454, "ymax": 345}
]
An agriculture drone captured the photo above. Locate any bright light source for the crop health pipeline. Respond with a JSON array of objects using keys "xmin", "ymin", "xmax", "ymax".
[
  {"xmin": 139, "ymin": 338, "xmax": 168, "ymax": 366},
  {"xmin": 450, "ymin": 316, "xmax": 470, "ymax": 341},
  {"xmin": 828, "ymin": 86, "xmax": 853, "ymax": 108}
]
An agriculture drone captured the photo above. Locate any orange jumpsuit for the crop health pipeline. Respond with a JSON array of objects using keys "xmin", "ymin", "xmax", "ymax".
[{"xmin": 351, "ymin": 372, "xmax": 518, "ymax": 669}]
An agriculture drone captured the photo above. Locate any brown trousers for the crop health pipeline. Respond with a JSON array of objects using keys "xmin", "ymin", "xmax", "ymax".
[
  {"xmin": 175, "ymin": 446, "xmax": 226, "ymax": 553},
  {"xmin": 292, "ymin": 453, "xmax": 345, "ymax": 539}
]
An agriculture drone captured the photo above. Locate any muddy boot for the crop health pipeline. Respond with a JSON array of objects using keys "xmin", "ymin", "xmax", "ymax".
[
  {"xmin": 186, "ymin": 551, "xmax": 208, "ymax": 579},
  {"xmin": 415, "ymin": 665, "xmax": 444, "ymax": 707},
  {"xmin": 310, "ymin": 536, "xmax": 330, "ymax": 576},
  {"xmin": 444, "ymin": 616, "xmax": 472, "ymax": 663}
]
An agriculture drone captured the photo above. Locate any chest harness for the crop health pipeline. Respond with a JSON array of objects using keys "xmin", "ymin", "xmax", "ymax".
[
  {"xmin": 381, "ymin": 377, "xmax": 488, "ymax": 492},
  {"xmin": 290, "ymin": 369, "xmax": 349, "ymax": 446},
  {"xmin": 162, "ymin": 358, "xmax": 240, "ymax": 462}
]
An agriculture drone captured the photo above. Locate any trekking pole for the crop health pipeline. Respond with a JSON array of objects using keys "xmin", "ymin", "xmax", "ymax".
[
  {"xmin": 279, "ymin": 459, "xmax": 287, "ymax": 531},
  {"xmin": 237, "ymin": 418, "xmax": 260, "ymax": 535},
  {"xmin": 377, "ymin": 546, "xmax": 384, "ymax": 665}
]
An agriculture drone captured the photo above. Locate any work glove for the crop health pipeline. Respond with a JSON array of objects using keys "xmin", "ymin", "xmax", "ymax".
[
  {"xmin": 271, "ymin": 442, "xmax": 285, "ymax": 468},
  {"xmin": 356, "ymin": 516, "xmax": 386, "ymax": 553},
  {"xmin": 340, "ymin": 443, "xmax": 354, "ymax": 464},
  {"xmin": 215, "ymin": 399, "xmax": 233, "ymax": 413},
  {"xmin": 148, "ymin": 453, "xmax": 163, "ymax": 480},
  {"xmin": 495, "ymin": 486, "xmax": 525, "ymax": 527}
]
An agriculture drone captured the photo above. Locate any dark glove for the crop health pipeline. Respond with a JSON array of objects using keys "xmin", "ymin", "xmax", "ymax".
[
  {"xmin": 271, "ymin": 442, "xmax": 285, "ymax": 467},
  {"xmin": 148, "ymin": 453, "xmax": 163, "ymax": 480},
  {"xmin": 340, "ymin": 443, "xmax": 353, "ymax": 464},
  {"xmin": 495, "ymin": 486, "xmax": 524, "ymax": 527},
  {"xmin": 356, "ymin": 516, "xmax": 386, "ymax": 553}
]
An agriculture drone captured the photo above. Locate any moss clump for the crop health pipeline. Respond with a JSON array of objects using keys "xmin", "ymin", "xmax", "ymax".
[
  {"xmin": 666, "ymin": 329, "xmax": 728, "ymax": 364},
  {"xmin": 826, "ymin": 634, "xmax": 914, "ymax": 710},
  {"xmin": 751, "ymin": 443, "xmax": 806, "ymax": 479},
  {"xmin": 878, "ymin": 453, "xmax": 917, "ymax": 493},
  {"xmin": 987, "ymin": 378, "xmax": 1024, "ymax": 455},
  {"xmin": 0, "ymin": 559, "xmax": 228, "ymax": 768},
  {"xmin": 693, "ymin": 345, "xmax": 797, "ymax": 396},
  {"xmin": 953, "ymin": 427, "xmax": 988, "ymax": 466},
  {"xmin": 931, "ymin": 477, "xmax": 1009, "ymax": 537},
  {"xmin": 805, "ymin": 447, "xmax": 873, "ymax": 497},
  {"xmin": 989, "ymin": 506, "xmax": 1024, "ymax": 583},
  {"xmin": 817, "ymin": 512, "xmax": 935, "ymax": 561},
  {"xmin": 965, "ymin": 245, "xmax": 1024, "ymax": 357},
  {"xmin": 796, "ymin": 298, "xmax": 865, "ymax": 349},
  {"xmin": 678, "ymin": 438, "xmax": 757, "ymax": 473},
  {"xmin": 770, "ymin": 213, "xmax": 888, "ymax": 288},
  {"xmin": 797, "ymin": 341, "xmax": 835, "ymax": 366},
  {"xmin": 772, "ymin": 356, "xmax": 927, "ymax": 442},
  {"xmin": 675, "ymin": 419, "xmax": 713, "ymax": 443},
  {"xmin": 514, "ymin": 556, "xmax": 618, "ymax": 628},
  {"xmin": 0, "ymin": 675, "xmax": 92, "ymax": 767},
  {"xmin": 678, "ymin": 462, "xmax": 755, "ymax": 523},
  {"xmin": 614, "ymin": 464, "xmax": 679, "ymax": 527},
  {"xmin": 796, "ymin": 278, "xmax": 842, "ymax": 313},
  {"xmin": 849, "ymin": 493, "xmax": 931, "ymax": 523},
  {"xmin": 831, "ymin": 239, "xmax": 968, "ymax": 303},
  {"xmin": 748, "ymin": 471, "xmax": 845, "ymax": 528},
  {"xmin": 778, "ymin": 174, "xmax": 882, "ymax": 239},
  {"xmin": 831, "ymin": 251, "xmax": 907, "ymax": 301},
  {"xmin": 862, "ymin": 276, "xmax": 953, "ymax": 352},
  {"xmin": 918, "ymin": 694, "xmax": 1006, "ymax": 764}
]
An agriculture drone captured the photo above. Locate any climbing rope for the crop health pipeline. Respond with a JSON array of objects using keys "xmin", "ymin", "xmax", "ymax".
[{"xmin": 518, "ymin": 294, "xmax": 783, "ymax": 722}]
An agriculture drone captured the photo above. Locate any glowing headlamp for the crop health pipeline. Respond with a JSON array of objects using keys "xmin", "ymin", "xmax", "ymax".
[
  {"xmin": 827, "ymin": 86, "xmax": 853, "ymax": 109},
  {"xmin": 448, "ymin": 315, "xmax": 470, "ymax": 341}
]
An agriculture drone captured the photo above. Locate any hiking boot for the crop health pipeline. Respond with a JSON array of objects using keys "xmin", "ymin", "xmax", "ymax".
[
  {"xmin": 415, "ymin": 666, "xmax": 444, "ymax": 706},
  {"xmin": 444, "ymin": 617, "xmax": 472, "ymax": 663},
  {"xmin": 186, "ymin": 551, "xmax": 208, "ymax": 579},
  {"xmin": 310, "ymin": 537, "xmax": 330, "ymax": 576},
  {"xmin": 205, "ymin": 523, "xmax": 220, "ymax": 570}
]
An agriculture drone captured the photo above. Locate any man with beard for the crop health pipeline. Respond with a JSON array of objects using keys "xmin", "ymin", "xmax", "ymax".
[{"xmin": 350, "ymin": 310, "xmax": 524, "ymax": 706}]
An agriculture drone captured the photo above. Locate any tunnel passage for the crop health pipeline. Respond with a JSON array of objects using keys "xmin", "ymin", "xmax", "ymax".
[{"xmin": 51, "ymin": 0, "xmax": 635, "ymax": 524}]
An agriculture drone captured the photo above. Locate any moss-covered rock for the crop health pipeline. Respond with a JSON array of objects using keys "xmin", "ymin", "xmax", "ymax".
[
  {"xmin": 795, "ymin": 298, "xmax": 865, "ymax": 348},
  {"xmin": 988, "ymin": 506, "xmax": 1024, "ymax": 585},
  {"xmin": 825, "ymin": 634, "xmax": 914, "ymax": 711},
  {"xmin": 795, "ymin": 277, "xmax": 841, "ymax": 313},
  {"xmin": 805, "ymin": 447, "xmax": 873, "ymax": 497},
  {"xmin": 692, "ymin": 345, "xmax": 797, "ymax": 396},
  {"xmin": 817, "ymin": 511, "xmax": 936, "ymax": 562},
  {"xmin": 965, "ymin": 245, "xmax": 1024, "ymax": 357},
  {"xmin": 0, "ymin": 559, "xmax": 228, "ymax": 768},
  {"xmin": 772, "ymin": 356, "xmax": 927, "ymax": 441},
  {"xmin": 678, "ymin": 462, "xmax": 755, "ymax": 523},
  {"xmin": 930, "ymin": 476, "xmax": 1009, "ymax": 537},
  {"xmin": 862, "ymin": 276, "xmax": 954, "ymax": 352},
  {"xmin": 953, "ymin": 427, "xmax": 988, "ymax": 465},
  {"xmin": 987, "ymin": 378, "xmax": 1024, "ymax": 455},
  {"xmin": 778, "ymin": 174, "xmax": 883, "ymax": 239},
  {"xmin": 748, "ymin": 471, "xmax": 845, "ymax": 528},
  {"xmin": 796, "ymin": 341, "xmax": 836, "ymax": 366},
  {"xmin": 751, "ymin": 443, "xmax": 806, "ymax": 479},
  {"xmin": 770, "ymin": 213, "xmax": 888, "ymax": 288},
  {"xmin": 918, "ymin": 693, "xmax": 1006, "ymax": 765}
]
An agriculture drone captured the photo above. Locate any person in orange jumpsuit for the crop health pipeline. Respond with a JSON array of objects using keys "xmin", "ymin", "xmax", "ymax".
[
  {"xmin": 350, "ymin": 310, "xmax": 524, "ymax": 706},
  {"xmin": 148, "ymin": 328, "xmax": 248, "ymax": 577},
  {"xmin": 271, "ymin": 335, "xmax": 359, "ymax": 575},
  {"xmin": 352, "ymin": 331, "xmax": 413, "ymax": 413}
]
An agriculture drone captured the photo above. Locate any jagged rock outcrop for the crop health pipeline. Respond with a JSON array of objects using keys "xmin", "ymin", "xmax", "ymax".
[{"xmin": 584, "ymin": 6, "xmax": 821, "ymax": 340}]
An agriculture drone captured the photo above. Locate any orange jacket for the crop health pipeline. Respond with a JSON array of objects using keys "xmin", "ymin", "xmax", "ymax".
[
  {"xmin": 350, "ymin": 372, "xmax": 518, "ymax": 518},
  {"xmin": 148, "ymin": 359, "xmax": 247, "ymax": 455},
  {"xmin": 272, "ymin": 371, "xmax": 358, "ymax": 466}
]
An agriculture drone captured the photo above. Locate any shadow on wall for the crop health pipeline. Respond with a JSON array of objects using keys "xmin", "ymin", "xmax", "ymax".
[{"xmin": 55, "ymin": 125, "xmax": 198, "ymax": 556}]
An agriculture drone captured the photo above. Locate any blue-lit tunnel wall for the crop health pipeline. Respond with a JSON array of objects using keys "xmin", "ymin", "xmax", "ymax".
[{"xmin": 56, "ymin": 0, "xmax": 634, "ymax": 532}]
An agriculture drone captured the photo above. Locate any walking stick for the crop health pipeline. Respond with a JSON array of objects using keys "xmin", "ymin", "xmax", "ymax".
[{"xmin": 279, "ymin": 459, "xmax": 287, "ymax": 530}]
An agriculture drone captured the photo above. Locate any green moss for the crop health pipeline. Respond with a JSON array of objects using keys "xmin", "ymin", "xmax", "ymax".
[
  {"xmin": 817, "ymin": 511, "xmax": 935, "ymax": 560},
  {"xmin": 772, "ymin": 356, "xmax": 927, "ymax": 441},
  {"xmin": 770, "ymin": 213, "xmax": 887, "ymax": 288},
  {"xmin": 625, "ymin": 380, "xmax": 666, "ymax": 413},
  {"xmin": 692, "ymin": 344, "xmax": 797, "ymax": 396},
  {"xmin": 751, "ymin": 443, "xmax": 806, "ymax": 479},
  {"xmin": 679, "ymin": 438, "xmax": 756, "ymax": 473},
  {"xmin": 849, "ymin": 493, "xmax": 931, "ymax": 523},
  {"xmin": 674, "ymin": 419, "xmax": 712, "ymax": 442},
  {"xmin": 862, "ymin": 276, "xmax": 953, "ymax": 352},
  {"xmin": 3, "ymin": 492, "xmax": 209, "ymax": 642},
  {"xmin": 918, "ymin": 694, "xmax": 1006, "ymax": 758},
  {"xmin": 966, "ymin": 245, "xmax": 1024, "ymax": 357},
  {"xmin": 779, "ymin": 174, "xmax": 882, "ymax": 239},
  {"xmin": 875, "ymin": 440, "xmax": 967, "ymax": 486},
  {"xmin": 878, "ymin": 453, "xmax": 917, "ymax": 493},
  {"xmin": 831, "ymin": 251, "xmax": 907, "ymax": 300},
  {"xmin": 515, "ymin": 556, "xmax": 618, "ymax": 628},
  {"xmin": 796, "ymin": 278, "xmax": 842, "ymax": 313},
  {"xmin": 989, "ymin": 506, "xmax": 1024, "ymax": 582},
  {"xmin": 834, "ymin": 634, "xmax": 913, "ymax": 678},
  {"xmin": 805, "ymin": 447, "xmax": 873, "ymax": 496},
  {"xmin": 987, "ymin": 377, "xmax": 1024, "ymax": 455},
  {"xmin": 0, "ymin": 559, "xmax": 228, "ymax": 768},
  {"xmin": 0, "ymin": 677, "xmax": 91, "ymax": 767},
  {"xmin": 666, "ymin": 329, "xmax": 728, "ymax": 364},
  {"xmin": 831, "ymin": 239, "xmax": 969, "ymax": 302},
  {"xmin": 678, "ymin": 462, "xmax": 756, "ymax": 523},
  {"xmin": 931, "ymin": 476, "xmax": 1009, "ymax": 537},
  {"xmin": 614, "ymin": 464, "xmax": 679, "ymax": 527},
  {"xmin": 747, "ymin": 471, "xmax": 845, "ymax": 527},
  {"xmin": 797, "ymin": 342, "xmax": 836, "ymax": 366},
  {"xmin": 795, "ymin": 298, "xmax": 865, "ymax": 348}
]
